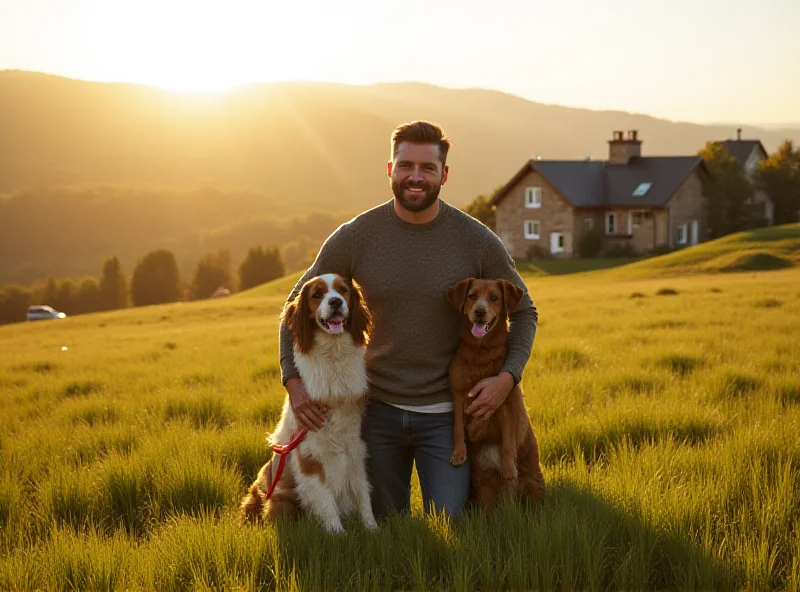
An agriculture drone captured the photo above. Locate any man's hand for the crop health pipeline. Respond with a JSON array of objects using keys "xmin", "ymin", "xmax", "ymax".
[
  {"xmin": 465, "ymin": 371, "xmax": 515, "ymax": 418},
  {"xmin": 286, "ymin": 378, "xmax": 328, "ymax": 431}
]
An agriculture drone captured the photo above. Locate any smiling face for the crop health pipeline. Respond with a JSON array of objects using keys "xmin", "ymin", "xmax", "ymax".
[
  {"xmin": 282, "ymin": 273, "xmax": 373, "ymax": 354},
  {"xmin": 447, "ymin": 278, "xmax": 526, "ymax": 339},
  {"xmin": 388, "ymin": 142, "xmax": 449, "ymax": 213},
  {"xmin": 303, "ymin": 273, "xmax": 353, "ymax": 335},
  {"xmin": 463, "ymin": 279, "xmax": 504, "ymax": 338}
]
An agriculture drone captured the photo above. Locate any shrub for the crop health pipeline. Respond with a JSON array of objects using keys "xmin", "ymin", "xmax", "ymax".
[{"xmin": 578, "ymin": 230, "xmax": 603, "ymax": 258}]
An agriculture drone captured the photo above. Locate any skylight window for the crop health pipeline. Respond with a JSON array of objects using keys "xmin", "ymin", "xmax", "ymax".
[{"xmin": 632, "ymin": 182, "xmax": 652, "ymax": 197}]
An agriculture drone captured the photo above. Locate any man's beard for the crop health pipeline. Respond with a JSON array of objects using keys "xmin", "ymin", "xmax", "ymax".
[{"xmin": 391, "ymin": 179, "xmax": 441, "ymax": 212}]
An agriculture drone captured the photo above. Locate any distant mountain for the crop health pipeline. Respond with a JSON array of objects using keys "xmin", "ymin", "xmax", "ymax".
[{"xmin": 2, "ymin": 70, "xmax": 798, "ymax": 210}]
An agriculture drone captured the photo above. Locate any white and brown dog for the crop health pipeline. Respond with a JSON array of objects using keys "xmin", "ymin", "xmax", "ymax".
[{"xmin": 240, "ymin": 273, "xmax": 377, "ymax": 533}]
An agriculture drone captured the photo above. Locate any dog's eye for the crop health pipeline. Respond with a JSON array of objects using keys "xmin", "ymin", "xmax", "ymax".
[
  {"xmin": 312, "ymin": 291, "xmax": 323, "ymax": 299},
  {"xmin": 490, "ymin": 294, "xmax": 499, "ymax": 302},
  {"xmin": 468, "ymin": 293, "xmax": 477, "ymax": 301},
  {"xmin": 338, "ymin": 287, "xmax": 349, "ymax": 294}
]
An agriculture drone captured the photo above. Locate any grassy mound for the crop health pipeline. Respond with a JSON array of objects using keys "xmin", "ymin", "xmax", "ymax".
[
  {"xmin": 715, "ymin": 251, "xmax": 792, "ymax": 272},
  {"xmin": 612, "ymin": 223, "xmax": 799, "ymax": 278},
  {"xmin": 234, "ymin": 272, "xmax": 303, "ymax": 299}
]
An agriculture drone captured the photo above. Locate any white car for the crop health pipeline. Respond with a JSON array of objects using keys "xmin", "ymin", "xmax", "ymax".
[{"xmin": 26, "ymin": 305, "xmax": 66, "ymax": 321}]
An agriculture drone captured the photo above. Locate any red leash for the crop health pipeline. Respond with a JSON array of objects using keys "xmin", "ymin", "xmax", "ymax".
[{"xmin": 264, "ymin": 428, "xmax": 308, "ymax": 500}]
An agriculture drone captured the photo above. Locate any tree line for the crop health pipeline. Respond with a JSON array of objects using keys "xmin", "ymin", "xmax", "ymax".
[
  {"xmin": 0, "ymin": 184, "xmax": 347, "ymax": 286},
  {"xmin": 0, "ymin": 245, "xmax": 287, "ymax": 325},
  {"xmin": 699, "ymin": 139, "xmax": 800, "ymax": 237}
]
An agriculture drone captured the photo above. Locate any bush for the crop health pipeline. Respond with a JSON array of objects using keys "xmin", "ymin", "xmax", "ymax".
[
  {"xmin": 525, "ymin": 245, "xmax": 548, "ymax": 260},
  {"xmin": 578, "ymin": 231, "xmax": 603, "ymax": 258},
  {"xmin": 602, "ymin": 242, "xmax": 635, "ymax": 257},
  {"xmin": 647, "ymin": 244, "xmax": 673, "ymax": 257}
]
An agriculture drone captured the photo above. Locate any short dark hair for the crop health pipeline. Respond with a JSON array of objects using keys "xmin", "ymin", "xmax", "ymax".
[{"xmin": 390, "ymin": 120, "xmax": 451, "ymax": 165}]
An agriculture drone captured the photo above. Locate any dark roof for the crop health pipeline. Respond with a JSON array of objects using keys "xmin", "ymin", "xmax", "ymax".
[
  {"xmin": 490, "ymin": 156, "xmax": 705, "ymax": 208},
  {"xmin": 715, "ymin": 140, "xmax": 768, "ymax": 165},
  {"xmin": 532, "ymin": 161, "xmax": 605, "ymax": 207}
]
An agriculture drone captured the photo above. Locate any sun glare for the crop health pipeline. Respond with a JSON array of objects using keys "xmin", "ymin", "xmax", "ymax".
[{"xmin": 83, "ymin": 1, "xmax": 324, "ymax": 94}]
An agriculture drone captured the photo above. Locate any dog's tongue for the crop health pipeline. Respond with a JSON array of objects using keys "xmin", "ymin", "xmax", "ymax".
[
  {"xmin": 471, "ymin": 323, "xmax": 488, "ymax": 338},
  {"xmin": 328, "ymin": 320, "xmax": 344, "ymax": 334}
]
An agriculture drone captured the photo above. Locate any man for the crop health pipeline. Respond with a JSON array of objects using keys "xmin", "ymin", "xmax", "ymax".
[{"xmin": 279, "ymin": 120, "xmax": 538, "ymax": 519}]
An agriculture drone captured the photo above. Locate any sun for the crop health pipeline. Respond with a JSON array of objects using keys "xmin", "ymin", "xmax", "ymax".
[
  {"xmin": 66, "ymin": 1, "xmax": 366, "ymax": 94},
  {"xmin": 85, "ymin": 2, "xmax": 298, "ymax": 93}
]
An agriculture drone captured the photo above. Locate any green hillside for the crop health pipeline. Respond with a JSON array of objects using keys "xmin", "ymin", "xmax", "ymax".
[
  {"xmin": 235, "ymin": 271, "xmax": 304, "ymax": 300},
  {"xmin": 607, "ymin": 223, "xmax": 800, "ymax": 278}
]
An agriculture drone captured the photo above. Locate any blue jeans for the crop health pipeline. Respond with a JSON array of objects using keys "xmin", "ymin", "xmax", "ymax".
[{"xmin": 361, "ymin": 399, "xmax": 470, "ymax": 519}]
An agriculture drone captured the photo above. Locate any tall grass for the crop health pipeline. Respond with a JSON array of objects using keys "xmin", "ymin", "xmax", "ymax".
[{"xmin": 0, "ymin": 267, "xmax": 798, "ymax": 589}]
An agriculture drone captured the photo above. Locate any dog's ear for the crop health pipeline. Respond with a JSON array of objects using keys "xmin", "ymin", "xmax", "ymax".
[
  {"xmin": 447, "ymin": 278, "xmax": 474, "ymax": 312},
  {"xmin": 499, "ymin": 280, "xmax": 525, "ymax": 316},
  {"xmin": 346, "ymin": 278, "xmax": 372, "ymax": 347},
  {"xmin": 281, "ymin": 281, "xmax": 315, "ymax": 354}
]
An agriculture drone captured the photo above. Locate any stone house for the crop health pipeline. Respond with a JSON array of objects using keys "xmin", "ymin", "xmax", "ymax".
[
  {"xmin": 713, "ymin": 130, "xmax": 774, "ymax": 226},
  {"xmin": 489, "ymin": 130, "xmax": 711, "ymax": 259}
]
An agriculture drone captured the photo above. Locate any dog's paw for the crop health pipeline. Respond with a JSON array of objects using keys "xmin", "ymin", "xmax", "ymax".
[
  {"xmin": 239, "ymin": 486, "xmax": 265, "ymax": 524},
  {"xmin": 324, "ymin": 521, "xmax": 346, "ymax": 534},
  {"xmin": 501, "ymin": 463, "xmax": 518, "ymax": 482},
  {"xmin": 450, "ymin": 444, "xmax": 467, "ymax": 467},
  {"xmin": 363, "ymin": 515, "xmax": 378, "ymax": 531}
]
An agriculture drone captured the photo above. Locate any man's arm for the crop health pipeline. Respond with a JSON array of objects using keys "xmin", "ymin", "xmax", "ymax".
[
  {"xmin": 465, "ymin": 229, "xmax": 538, "ymax": 417},
  {"xmin": 279, "ymin": 221, "xmax": 353, "ymax": 429}
]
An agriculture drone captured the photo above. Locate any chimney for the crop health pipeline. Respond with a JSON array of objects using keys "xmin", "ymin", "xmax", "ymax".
[
  {"xmin": 608, "ymin": 129, "xmax": 642, "ymax": 164},
  {"xmin": 737, "ymin": 127, "xmax": 742, "ymax": 141}
]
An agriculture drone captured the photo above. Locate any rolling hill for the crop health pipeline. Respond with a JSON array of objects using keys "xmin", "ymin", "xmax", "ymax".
[
  {"xmin": 2, "ymin": 70, "xmax": 799, "ymax": 286},
  {"xmin": 2, "ymin": 70, "xmax": 799, "ymax": 210}
]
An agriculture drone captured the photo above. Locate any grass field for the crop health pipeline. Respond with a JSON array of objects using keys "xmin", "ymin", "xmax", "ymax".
[{"xmin": 1, "ymin": 227, "xmax": 799, "ymax": 590}]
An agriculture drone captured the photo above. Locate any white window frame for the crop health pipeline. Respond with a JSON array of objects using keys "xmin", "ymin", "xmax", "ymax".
[
  {"xmin": 584, "ymin": 218, "xmax": 594, "ymax": 231},
  {"xmin": 676, "ymin": 223, "xmax": 688, "ymax": 245},
  {"xmin": 605, "ymin": 212, "xmax": 616, "ymax": 235},
  {"xmin": 551, "ymin": 232, "xmax": 565, "ymax": 254},
  {"xmin": 524, "ymin": 220, "xmax": 540, "ymax": 239},
  {"xmin": 524, "ymin": 187, "xmax": 542, "ymax": 208}
]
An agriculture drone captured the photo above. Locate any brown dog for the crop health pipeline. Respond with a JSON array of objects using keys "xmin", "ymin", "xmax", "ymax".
[{"xmin": 447, "ymin": 278, "xmax": 545, "ymax": 509}]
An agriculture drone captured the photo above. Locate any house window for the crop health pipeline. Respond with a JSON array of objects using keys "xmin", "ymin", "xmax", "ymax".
[
  {"xmin": 524, "ymin": 187, "xmax": 542, "ymax": 208},
  {"xmin": 584, "ymin": 218, "xmax": 594, "ymax": 231},
  {"xmin": 632, "ymin": 182, "xmax": 652, "ymax": 197},
  {"xmin": 605, "ymin": 212, "xmax": 616, "ymax": 235},
  {"xmin": 675, "ymin": 223, "xmax": 688, "ymax": 245},
  {"xmin": 631, "ymin": 210, "xmax": 652, "ymax": 226},
  {"xmin": 524, "ymin": 220, "xmax": 540, "ymax": 239}
]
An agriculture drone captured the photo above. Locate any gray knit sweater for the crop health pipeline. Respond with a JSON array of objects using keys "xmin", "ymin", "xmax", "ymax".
[{"xmin": 279, "ymin": 199, "xmax": 538, "ymax": 406}]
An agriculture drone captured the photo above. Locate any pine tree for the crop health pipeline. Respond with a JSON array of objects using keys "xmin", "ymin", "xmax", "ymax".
[
  {"xmin": 238, "ymin": 246, "xmax": 285, "ymax": 291},
  {"xmin": 100, "ymin": 256, "xmax": 128, "ymax": 310}
]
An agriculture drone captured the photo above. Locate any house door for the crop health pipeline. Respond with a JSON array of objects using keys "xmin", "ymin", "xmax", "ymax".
[
  {"xmin": 550, "ymin": 232, "xmax": 564, "ymax": 255},
  {"xmin": 690, "ymin": 220, "xmax": 698, "ymax": 245}
]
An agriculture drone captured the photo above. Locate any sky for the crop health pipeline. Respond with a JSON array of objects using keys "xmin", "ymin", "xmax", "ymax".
[{"xmin": 1, "ymin": 0, "xmax": 798, "ymax": 126}]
